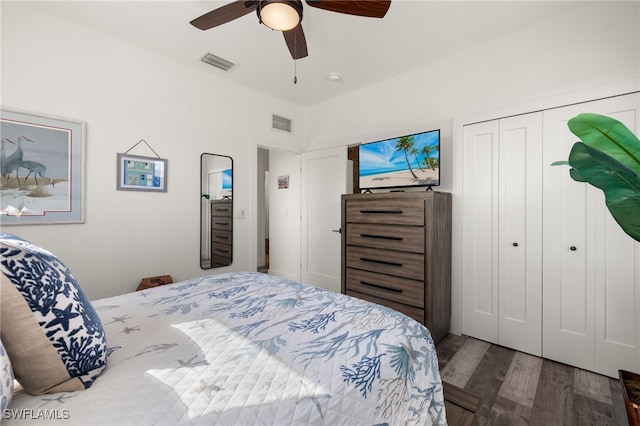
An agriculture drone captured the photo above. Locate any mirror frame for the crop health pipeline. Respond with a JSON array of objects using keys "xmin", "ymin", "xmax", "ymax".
[{"xmin": 200, "ymin": 153, "xmax": 233, "ymax": 269}]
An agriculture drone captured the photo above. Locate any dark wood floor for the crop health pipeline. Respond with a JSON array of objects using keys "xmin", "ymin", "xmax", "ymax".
[{"xmin": 436, "ymin": 334, "xmax": 630, "ymax": 425}]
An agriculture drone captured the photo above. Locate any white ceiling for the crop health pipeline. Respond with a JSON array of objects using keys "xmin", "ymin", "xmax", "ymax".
[{"xmin": 25, "ymin": 1, "xmax": 590, "ymax": 107}]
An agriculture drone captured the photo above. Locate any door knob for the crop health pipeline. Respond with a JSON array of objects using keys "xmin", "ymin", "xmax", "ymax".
[
  {"xmin": 332, "ymin": 228, "xmax": 342, "ymax": 234},
  {"xmin": 512, "ymin": 242, "xmax": 518, "ymax": 247},
  {"xmin": 570, "ymin": 246, "xmax": 577, "ymax": 251}
]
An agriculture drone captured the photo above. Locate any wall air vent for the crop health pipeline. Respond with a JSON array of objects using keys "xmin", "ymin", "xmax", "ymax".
[
  {"xmin": 272, "ymin": 114, "xmax": 292, "ymax": 133},
  {"xmin": 201, "ymin": 53, "xmax": 234, "ymax": 71}
]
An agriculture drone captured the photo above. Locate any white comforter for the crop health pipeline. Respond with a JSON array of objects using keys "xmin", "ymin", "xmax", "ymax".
[{"xmin": 5, "ymin": 272, "xmax": 447, "ymax": 425}]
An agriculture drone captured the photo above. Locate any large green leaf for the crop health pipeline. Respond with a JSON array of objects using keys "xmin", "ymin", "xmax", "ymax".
[
  {"xmin": 568, "ymin": 113, "xmax": 640, "ymax": 171},
  {"xmin": 568, "ymin": 141, "xmax": 640, "ymax": 242}
]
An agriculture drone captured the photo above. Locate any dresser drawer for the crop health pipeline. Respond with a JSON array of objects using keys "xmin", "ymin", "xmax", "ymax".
[
  {"xmin": 211, "ymin": 229, "xmax": 232, "ymax": 245},
  {"xmin": 346, "ymin": 268, "xmax": 424, "ymax": 308},
  {"xmin": 346, "ymin": 223, "xmax": 424, "ymax": 253},
  {"xmin": 212, "ymin": 242, "xmax": 232, "ymax": 259},
  {"xmin": 211, "ymin": 217, "xmax": 232, "ymax": 231},
  {"xmin": 346, "ymin": 198, "xmax": 424, "ymax": 225},
  {"xmin": 346, "ymin": 246, "xmax": 424, "ymax": 281},
  {"xmin": 212, "ymin": 255, "xmax": 231, "ymax": 267},
  {"xmin": 211, "ymin": 201, "xmax": 232, "ymax": 217},
  {"xmin": 347, "ymin": 290, "xmax": 424, "ymax": 324}
]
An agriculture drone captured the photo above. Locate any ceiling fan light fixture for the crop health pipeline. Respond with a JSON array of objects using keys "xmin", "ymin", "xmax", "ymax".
[{"xmin": 259, "ymin": 1, "xmax": 302, "ymax": 31}]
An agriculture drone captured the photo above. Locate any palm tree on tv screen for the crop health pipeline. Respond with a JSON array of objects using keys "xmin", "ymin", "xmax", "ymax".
[
  {"xmin": 410, "ymin": 147, "xmax": 426, "ymax": 172},
  {"xmin": 395, "ymin": 135, "xmax": 418, "ymax": 179},
  {"xmin": 421, "ymin": 144, "xmax": 439, "ymax": 171}
]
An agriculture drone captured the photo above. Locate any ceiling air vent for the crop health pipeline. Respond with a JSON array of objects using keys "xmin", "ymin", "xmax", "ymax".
[
  {"xmin": 272, "ymin": 114, "xmax": 292, "ymax": 133},
  {"xmin": 201, "ymin": 53, "xmax": 234, "ymax": 71}
]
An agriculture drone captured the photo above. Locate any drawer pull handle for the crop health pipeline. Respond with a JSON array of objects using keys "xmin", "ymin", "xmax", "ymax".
[
  {"xmin": 214, "ymin": 222, "xmax": 229, "ymax": 225},
  {"xmin": 360, "ymin": 281, "xmax": 402, "ymax": 293},
  {"xmin": 360, "ymin": 233, "xmax": 403, "ymax": 241},
  {"xmin": 360, "ymin": 257, "xmax": 402, "ymax": 267},
  {"xmin": 360, "ymin": 209, "xmax": 403, "ymax": 214}
]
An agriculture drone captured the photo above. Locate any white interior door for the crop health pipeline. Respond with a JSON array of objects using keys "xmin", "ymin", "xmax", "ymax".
[
  {"xmin": 543, "ymin": 92, "xmax": 640, "ymax": 376},
  {"xmin": 498, "ymin": 113, "xmax": 542, "ymax": 356},
  {"xmin": 301, "ymin": 147, "xmax": 347, "ymax": 292}
]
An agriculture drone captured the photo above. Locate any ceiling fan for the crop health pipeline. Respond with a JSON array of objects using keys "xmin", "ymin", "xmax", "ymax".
[{"xmin": 190, "ymin": 1, "xmax": 392, "ymax": 59}]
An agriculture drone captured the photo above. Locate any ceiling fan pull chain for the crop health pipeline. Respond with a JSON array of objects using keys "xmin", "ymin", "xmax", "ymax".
[{"xmin": 293, "ymin": 32, "xmax": 298, "ymax": 84}]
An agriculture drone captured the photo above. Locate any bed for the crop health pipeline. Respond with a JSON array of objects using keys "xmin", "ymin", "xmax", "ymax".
[{"xmin": 1, "ymin": 233, "xmax": 447, "ymax": 425}]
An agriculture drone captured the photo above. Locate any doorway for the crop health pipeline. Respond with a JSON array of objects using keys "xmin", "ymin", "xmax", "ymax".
[
  {"xmin": 257, "ymin": 147, "xmax": 269, "ymax": 272},
  {"xmin": 256, "ymin": 146, "xmax": 349, "ymax": 288},
  {"xmin": 256, "ymin": 147, "xmax": 301, "ymax": 281}
]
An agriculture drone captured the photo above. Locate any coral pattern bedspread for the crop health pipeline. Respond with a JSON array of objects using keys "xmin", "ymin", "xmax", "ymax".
[{"xmin": 6, "ymin": 272, "xmax": 446, "ymax": 425}]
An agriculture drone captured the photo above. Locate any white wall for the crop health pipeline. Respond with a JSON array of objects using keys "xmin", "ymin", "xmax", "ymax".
[
  {"xmin": 305, "ymin": 1, "xmax": 640, "ymax": 186},
  {"xmin": 1, "ymin": 2, "xmax": 305, "ymax": 299}
]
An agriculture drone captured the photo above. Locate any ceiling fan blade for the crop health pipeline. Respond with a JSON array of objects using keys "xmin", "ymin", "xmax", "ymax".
[
  {"xmin": 305, "ymin": 0, "xmax": 391, "ymax": 18},
  {"xmin": 190, "ymin": 1, "xmax": 257, "ymax": 30},
  {"xmin": 283, "ymin": 25, "xmax": 308, "ymax": 59}
]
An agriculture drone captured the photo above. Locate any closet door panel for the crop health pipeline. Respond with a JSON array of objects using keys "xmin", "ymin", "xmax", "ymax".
[
  {"xmin": 543, "ymin": 104, "xmax": 595, "ymax": 371},
  {"xmin": 462, "ymin": 120, "xmax": 499, "ymax": 343},
  {"xmin": 498, "ymin": 113, "xmax": 542, "ymax": 356},
  {"xmin": 543, "ymin": 92, "xmax": 640, "ymax": 376},
  {"xmin": 597, "ymin": 210, "xmax": 637, "ymax": 345},
  {"xmin": 592, "ymin": 102, "xmax": 640, "ymax": 377}
]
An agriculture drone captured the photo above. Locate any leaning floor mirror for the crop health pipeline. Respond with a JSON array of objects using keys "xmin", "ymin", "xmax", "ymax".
[{"xmin": 200, "ymin": 153, "xmax": 233, "ymax": 269}]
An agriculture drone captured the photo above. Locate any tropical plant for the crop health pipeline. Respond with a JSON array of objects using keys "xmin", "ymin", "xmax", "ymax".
[
  {"xmin": 395, "ymin": 135, "xmax": 418, "ymax": 179},
  {"xmin": 553, "ymin": 113, "xmax": 640, "ymax": 242}
]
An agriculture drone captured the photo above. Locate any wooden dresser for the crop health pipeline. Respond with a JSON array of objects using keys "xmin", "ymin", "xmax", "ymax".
[
  {"xmin": 211, "ymin": 199, "xmax": 232, "ymax": 267},
  {"xmin": 341, "ymin": 191, "xmax": 452, "ymax": 343}
]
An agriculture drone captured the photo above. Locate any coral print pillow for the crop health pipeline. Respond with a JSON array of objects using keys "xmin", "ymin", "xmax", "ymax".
[{"xmin": 0, "ymin": 233, "xmax": 107, "ymax": 395}]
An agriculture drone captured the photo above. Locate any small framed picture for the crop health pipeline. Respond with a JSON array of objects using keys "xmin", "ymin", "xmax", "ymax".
[
  {"xmin": 117, "ymin": 153, "xmax": 167, "ymax": 192},
  {"xmin": 278, "ymin": 175, "xmax": 289, "ymax": 189}
]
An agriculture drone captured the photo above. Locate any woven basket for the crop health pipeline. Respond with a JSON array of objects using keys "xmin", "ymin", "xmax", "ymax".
[{"xmin": 136, "ymin": 275, "xmax": 173, "ymax": 291}]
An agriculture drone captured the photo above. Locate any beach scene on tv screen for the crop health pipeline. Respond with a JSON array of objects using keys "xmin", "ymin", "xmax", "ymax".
[{"xmin": 359, "ymin": 130, "xmax": 440, "ymax": 189}]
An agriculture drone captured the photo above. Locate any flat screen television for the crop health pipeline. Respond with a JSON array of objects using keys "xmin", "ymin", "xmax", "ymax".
[{"xmin": 358, "ymin": 129, "xmax": 440, "ymax": 192}]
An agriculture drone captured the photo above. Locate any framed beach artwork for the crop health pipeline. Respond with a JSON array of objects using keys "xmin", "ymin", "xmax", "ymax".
[
  {"xmin": 0, "ymin": 108, "xmax": 85, "ymax": 225},
  {"xmin": 116, "ymin": 153, "xmax": 167, "ymax": 192}
]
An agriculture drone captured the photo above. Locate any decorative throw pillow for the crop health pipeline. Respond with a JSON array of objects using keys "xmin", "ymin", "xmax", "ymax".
[
  {"xmin": 0, "ymin": 339, "xmax": 14, "ymax": 414},
  {"xmin": 0, "ymin": 233, "xmax": 107, "ymax": 395}
]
